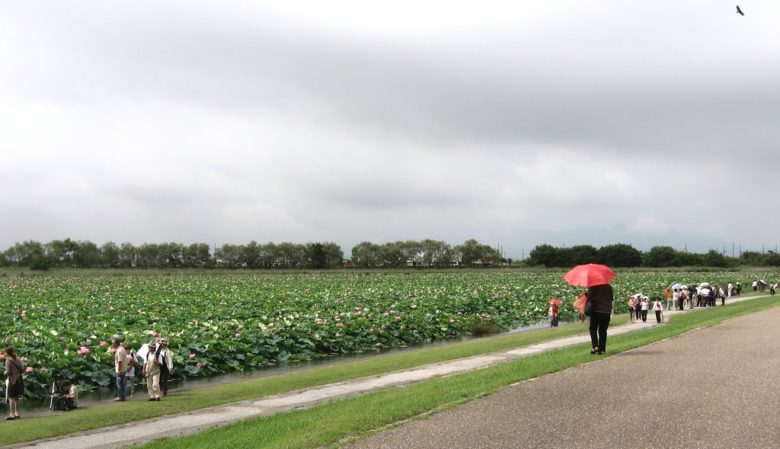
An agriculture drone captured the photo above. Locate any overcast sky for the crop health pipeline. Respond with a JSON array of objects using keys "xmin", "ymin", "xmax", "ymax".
[{"xmin": 2, "ymin": 1, "xmax": 779, "ymax": 258}]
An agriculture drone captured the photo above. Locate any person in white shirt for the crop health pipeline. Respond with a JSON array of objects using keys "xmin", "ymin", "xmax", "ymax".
[
  {"xmin": 143, "ymin": 342, "xmax": 161, "ymax": 401},
  {"xmin": 653, "ymin": 297, "xmax": 664, "ymax": 323}
]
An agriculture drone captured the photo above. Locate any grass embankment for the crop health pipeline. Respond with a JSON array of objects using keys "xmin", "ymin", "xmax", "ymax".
[
  {"xmin": 142, "ymin": 295, "xmax": 778, "ymax": 449},
  {"xmin": 0, "ymin": 317, "xmax": 623, "ymax": 446}
]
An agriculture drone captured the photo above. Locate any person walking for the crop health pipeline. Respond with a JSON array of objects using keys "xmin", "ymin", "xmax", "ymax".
[
  {"xmin": 653, "ymin": 297, "xmax": 664, "ymax": 323},
  {"xmin": 143, "ymin": 342, "xmax": 161, "ymax": 401},
  {"xmin": 110, "ymin": 335, "xmax": 127, "ymax": 402},
  {"xmin": 628, "ymin": 296, "xmax": 636, "ymax": 323},
  {"xmin": 586, "ymin": 283, "xmax": 614, "ymax": 355},
  {"xmin": 155, "ymin": 339, "xmax": 174, "ymax": 396},
  {"xmin": 640, "ymin": 296, "xmax": 649, "ymax": 322},
  {"xmin": 4, "ymin": 346, "xmax": 24, "ymax": 420}
]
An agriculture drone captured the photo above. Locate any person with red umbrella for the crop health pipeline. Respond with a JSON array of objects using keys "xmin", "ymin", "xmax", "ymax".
[{"xmin": 564, "ymin": 264, "xmax": 616, "ymax": 355}]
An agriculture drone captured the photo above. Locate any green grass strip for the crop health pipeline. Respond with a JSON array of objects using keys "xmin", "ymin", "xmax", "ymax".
[
  {"xmin": 0, "ymin": 316, "xmax": 625, "ymax": 446},
  {"xmin": 141, "ymin": 296, "xmax": 779, "ymax": 449}
]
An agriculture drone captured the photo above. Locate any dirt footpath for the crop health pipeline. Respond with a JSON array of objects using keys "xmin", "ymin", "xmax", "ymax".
[{"xmin": 347, "ymin": 304, "xmax": 780, "ymax": 449}]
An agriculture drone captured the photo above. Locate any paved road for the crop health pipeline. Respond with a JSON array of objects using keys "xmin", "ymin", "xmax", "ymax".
[{"xmin": 347, "ymin": 304, "xmax": 780, "ymax": 449}]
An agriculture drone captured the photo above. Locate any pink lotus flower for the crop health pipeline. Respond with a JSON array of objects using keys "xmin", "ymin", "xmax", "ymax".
[
  {"xmin": 0, "ymin": 354, "xmax": 4, "ymax": 361},
  {"xmin": 99, "ymin": 341, "xmax": 108, "ymax": 347},
  {"xmin": 25, "ymin": 367, "xmax": 34, "ymax": 373},
  {"xmin": 335, "ymin": 333, "xmax": 342, "ymax": 338},
  {"xmin": 20, "ymin": 357, "xmax": 28, "ymax": 363},
  {"xmin": 40, "ymin": 367, "xmax": 48, "ymax": 373},
  {"xmin": 196, "ymin": 362, "xmax": 202, "ymax": 368},
  {"xmin": 108, "ymin": 305, "xmax": 116, "ymax": 311},
  {"xmin": 235, "ymin": 332, "xmax": 241, "ymax": 338},
  {"xmin": 335, "ymin": 322, "xmax": 345, "ymax": 328},
  {"xmin": 107, "ymin": 347, "xmax": 117, "ymax": 354},
  {"xmin": 77, "ymin": 346, "xmax": 90, "ymax": 356},
  {"xmin": 189, "ymin": 353, "xmax": 196, "ymax": 359}
]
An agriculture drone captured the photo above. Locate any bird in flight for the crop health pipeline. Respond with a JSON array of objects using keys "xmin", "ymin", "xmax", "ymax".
[{"xmin": 736, "ymin": 5, "xmax": 744, "ymax": 16}]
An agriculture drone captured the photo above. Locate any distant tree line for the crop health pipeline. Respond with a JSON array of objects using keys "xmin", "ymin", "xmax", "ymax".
[
  {"xmin": 0, "ymin": 239, "xmax": 343, "ymax": 270},
  {"xmin": 525, "ymin": 244, "xmax": 780, "ymax": 268},
  {"xmin": 4, "ymin": 239, "xmax": 776, "ymax": 270},
  {"xmin": 0, "ymin": 238, "xmax": 509, "ymax": 270},
  {"xmin": 350, "ymin": 239, "xmax": 507, "ymax": 268}
]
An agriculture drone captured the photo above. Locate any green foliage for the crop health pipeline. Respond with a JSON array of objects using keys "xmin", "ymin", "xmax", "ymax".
[
  {"xmin": 0, "ymin": 270, "xmax": 770, "ymax": 400},
  {"xmin": 597, "ymin": 243, "xmax": 642, "ymax": 267},
  {"xmin": 467, "ymin": 316, "xmax": 502, "ymax": 336}
]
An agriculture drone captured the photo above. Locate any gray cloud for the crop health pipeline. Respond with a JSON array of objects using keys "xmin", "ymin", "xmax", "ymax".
[{"xmin": 2, "ymin": 1, "xmax": 779, "ymax": 257}]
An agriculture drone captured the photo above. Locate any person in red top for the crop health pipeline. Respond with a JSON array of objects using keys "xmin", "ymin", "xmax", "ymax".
[{"xmin": 549, "ymin": 302, "xmax": 559, "ymax": 327}]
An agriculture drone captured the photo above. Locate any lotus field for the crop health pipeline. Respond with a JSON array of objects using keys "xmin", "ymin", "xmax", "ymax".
[{"xmin": 0, "ymin": 270, "xmax": 767, "ymax": 397}]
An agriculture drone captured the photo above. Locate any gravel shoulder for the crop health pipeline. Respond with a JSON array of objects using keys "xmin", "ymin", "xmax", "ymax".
[{"xmin": 347, "ymin": 304, "xmax": 780, "ymax": 449}]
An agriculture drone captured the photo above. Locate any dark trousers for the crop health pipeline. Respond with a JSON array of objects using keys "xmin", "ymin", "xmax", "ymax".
[
  {"xmin": 641, "ymin": 310, "xmax": 648, "ymax": 322},
  {"xmin": 115, "ymin": 374, "xmax": 126, "ymax": 400},
  {"xmin": 655, "ymin": 310, "xmax": 662, "ymax": 323},
  {"xmin": 160, "ymin": 368, "xmax": 169, "ymax": 396},
  {"xmin": 589, "ymin": 312, "xmax": 611, "ymax": 353}
]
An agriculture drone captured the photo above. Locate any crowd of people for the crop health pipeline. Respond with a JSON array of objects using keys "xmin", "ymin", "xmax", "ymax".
[
  {"xmin": 3, "ymin": 333, "xmax": 175, "ymax": 419},
  {"xmin": 110, "ymin": 334, "xmax": 174, "ymax": 403}
]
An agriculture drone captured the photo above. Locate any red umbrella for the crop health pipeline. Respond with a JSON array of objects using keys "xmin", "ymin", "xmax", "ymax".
[
  {"xmin": 563, "ymin": 263, "xmax": 616, "ymax": 287},
  {"xmin": 548, "ymin": 298, "xmax": 562, "ymax": 306}
]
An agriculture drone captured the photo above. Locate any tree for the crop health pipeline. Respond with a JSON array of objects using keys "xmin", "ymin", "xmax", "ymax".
[
  {"xmin": 118, "ymin": 242, "xmax": 137, "ymax": 268},
  {"xmin": 183, "ymin": 243, "xmax": 211, "ymax": 268},
  {"xmin": 351, "ymin": 241, "xmax": 383, "ymax": 268},
  {"xmin": 417, "ymin": 239, "xmax": 451, "ymax": 267},
  {"xmin": 73, "ymin": 240, "xmax": 102, "ymax": 268},
  {"xmin": 567, "ymin": 245, "xmax": 599, "ymax": 265},
  {"xmin": 100, "ymin": 242, "xmax": 121, "ymax": 268},
  {"xmin": 597, "ymin": 243, "xmax": 642, "ymax": 267},
  {"xmin": 455, "ymin": 239, "xmax": 500, "ymax": 266},
  {"xmin": 321, "ymin": 242, "xmax": 344, "ymax": 268},
  {"xmin": 701, "ymin": 250, "xmax": 728, "ymax": 267},
  {"xmin": 672, "ymin": 251, "xmax": 701, "ymax": 267},
  {"xmin": 642, "ymin": 246, "xmax": 678, "ymax": 267},
  {"xmin": 215, "ymin": 244, "xmax": 243, "ymax": 268},
  {"xmin": 527, "ymin": 244, "xmax": 563, "ymax": 267},
  {"xmin": 305, "ymin": 243, "xmax": 328, "ymax": 269}
]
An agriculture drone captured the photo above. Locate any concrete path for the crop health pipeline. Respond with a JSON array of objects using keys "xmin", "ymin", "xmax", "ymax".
[
  {"xmin": 8, "ymin": 296, "xmax": 755, "ymax": 449},
  {"xmin": 347, "ymin": 299, "xmax": 780, "ymax": 449}
]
